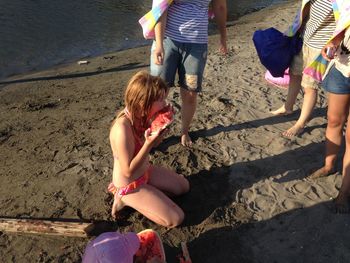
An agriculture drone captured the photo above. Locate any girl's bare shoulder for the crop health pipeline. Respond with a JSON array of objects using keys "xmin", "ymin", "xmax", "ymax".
[{"xmin": 110, "ymin": 116, "xmax": 132, "ymax": 138}]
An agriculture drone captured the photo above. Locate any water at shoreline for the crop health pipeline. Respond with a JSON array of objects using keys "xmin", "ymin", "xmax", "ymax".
[{"xmin": 0, "ymin": 0, "xmax": 291, "ymax": 80}]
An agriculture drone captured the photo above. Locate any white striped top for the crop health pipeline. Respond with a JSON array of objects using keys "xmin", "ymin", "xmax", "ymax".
[
  {"xmin": 165, "ymin": 0, "xmax": 211, "ymax": 44},
  {"xmin": 303, "ymin": 0, "xmax": 336, "ymax": 49}
]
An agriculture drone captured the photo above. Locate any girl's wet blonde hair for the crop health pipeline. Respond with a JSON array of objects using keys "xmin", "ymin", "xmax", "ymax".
[{"xmin": 113, "ymin": 71, "xmax": 169, "ymax": 130}]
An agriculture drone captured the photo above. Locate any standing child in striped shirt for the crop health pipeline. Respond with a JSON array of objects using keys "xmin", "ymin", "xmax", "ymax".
[
  {"xmin": 150, "ymin": 0, "xmax": 228, "ymax": 147},
  {"xmin": 271, "ymin": 0, "xmax": 336, "ymax": 137}
]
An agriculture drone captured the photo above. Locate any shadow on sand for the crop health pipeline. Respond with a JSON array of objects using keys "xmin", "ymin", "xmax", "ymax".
[
  {"xmin": 185, "ymin": 199, "xmax": 350, "ymax": 263},
  {"xmin": 157, "ymin": 107, "xmax": 327, "ymax": 152},
  {"xmin": 160, "ymin": 139, "xmax": 346, "ymax": 262}
]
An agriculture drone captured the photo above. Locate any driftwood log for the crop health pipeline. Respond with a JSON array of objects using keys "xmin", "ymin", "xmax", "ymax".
[{"xmin": 0, "ymin": 218, "xmax": 92, "ymax": 237}]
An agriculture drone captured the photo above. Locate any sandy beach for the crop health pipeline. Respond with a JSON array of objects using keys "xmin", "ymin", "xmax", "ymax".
[{"xmin": 1, "ymin": 1, "xmax": 350, "ymax": 262}]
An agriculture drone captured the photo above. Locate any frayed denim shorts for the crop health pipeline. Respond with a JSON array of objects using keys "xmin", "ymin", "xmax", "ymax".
[
  {"xmin": 150, "ymin": 38, "xmax": 208, "ymax": 93},
  {"xmin": 322, "ymin": 64, "xmax": 350, "ymax": 94}
]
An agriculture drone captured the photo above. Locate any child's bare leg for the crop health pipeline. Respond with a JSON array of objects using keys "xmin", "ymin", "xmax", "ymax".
[
  {"xmin": 309, "ymin": 94, "xmax": 350, "ymax": 179},
  {"xmin": 148, "ymin": 165, "xmax": 190, "ymax": 196},
  {"xmin": 283, "ymin": 87, "xmax": 317, "ymax": 137},
  {"xmin": 111, "ymin": 194, "xmax": 125, "ymax": 218},
  {"xmin": 334, "ymin": 189, "xmax": 350, "ymax": 213},
  {"xmin": 334, "ymin": 120, "xmax": 350, "ymax": 213},
  {"xmin": 180, "ymin": 88, "xmax": 197, "ymax": 147},
  {"xmin": 271, "ymin": 74, "xmax": 301, "ymax": 116},
  {"xmin": 121, "ymin": 185, "xmax": 185, "ymax": 227}
]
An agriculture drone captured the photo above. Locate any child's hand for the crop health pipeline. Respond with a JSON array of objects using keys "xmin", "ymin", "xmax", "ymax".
[
  {"xmin": 153, "ymin": 44, "xmax": 164, "ymax": 65},
  {"xmin": 322, "ymin": 42, "xmax": 337, "ymax": 61},
  {"xmin": 144, "ymin": 127, "xmax": 167, "ymax": 147}
]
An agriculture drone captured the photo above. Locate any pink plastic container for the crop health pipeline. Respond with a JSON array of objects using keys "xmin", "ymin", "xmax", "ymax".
[{"xmin": 265, "ymin": 69, "xmax": 290, "ymax": 88}]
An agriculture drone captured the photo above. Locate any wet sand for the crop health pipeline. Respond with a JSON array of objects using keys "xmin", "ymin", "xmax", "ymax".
[{"xmin": 1, "ymin": 1, "xmax": 350, "ymax": 262}]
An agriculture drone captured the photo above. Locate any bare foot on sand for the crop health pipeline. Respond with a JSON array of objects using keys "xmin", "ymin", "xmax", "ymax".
[
  {"xmin": 282, "ymin": 123, "xmax": 304, "ymax": 138},
  {"xmin": 308, "ymin": 166, "xmax": 334, "ymax": 180},
  {"xmin": 181, "ymin": 133, "xmax": 192, "ymax": 147},
  {"xmin": 334, "ymin": 192, "xmax": 350, "ymax": 214},
  {"xmin": 111, "ymin": 194, "xmax": 125, "ymax": 218},
  {"xmin": 270, "ymin": 105, "xmax": 293, "ymax": 116}
]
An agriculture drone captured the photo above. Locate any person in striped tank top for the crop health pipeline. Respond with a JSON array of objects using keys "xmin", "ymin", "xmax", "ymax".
[
  {"xmin": 271, "ymin": 0, "xmax": 336, "ymax": 137},
  {"xmin": 150, "ymin": 0, "xmax": 228, "ymax": 147}
]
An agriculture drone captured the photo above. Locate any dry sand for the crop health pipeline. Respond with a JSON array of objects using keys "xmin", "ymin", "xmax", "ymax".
[{"xmin": 1, "ymin": 1, "xmax": 350, "ymax": 262}]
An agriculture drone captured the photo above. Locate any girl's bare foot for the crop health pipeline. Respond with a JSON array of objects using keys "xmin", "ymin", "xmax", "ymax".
[
  {"xmin": 270, "ymin": 105, "xmax": 293, "ymax": 116},
  {"xmin": 334, "ymin": 191, "xmax": 350, "ymax": 214},
  {"xmin": 111, "ymin": 194, "xmax": 124, "ymax": 218},
  {"xmin": 181, "ymin": 133, "xmax": 192, "ymax": 147},
  {"xmin": 282, "ymin": 123, "xmax": 304, "ymax": 137},
  {"xmin": 308, "ymin": 166, "xmax": 334, "ymax": 179}
]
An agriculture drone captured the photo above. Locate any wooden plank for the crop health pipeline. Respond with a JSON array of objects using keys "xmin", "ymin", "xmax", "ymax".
[{"xmin": 0, "ymin": 218, "xmax": 91, "ymax": 237}]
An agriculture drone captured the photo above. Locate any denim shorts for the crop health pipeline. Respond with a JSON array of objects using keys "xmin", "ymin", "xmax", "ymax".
[
  {"xmin": 150, "ymin": 38, "xmax": 208, "ymax": 92},
  {"xmin": 322, "ymin": 64, "xmax": 350, "ymax": 94}
]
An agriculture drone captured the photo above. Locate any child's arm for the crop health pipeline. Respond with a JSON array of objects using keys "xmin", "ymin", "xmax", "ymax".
[
  {"xmin": 212, "ymin": 0, "xmax": 227, "ymax": 54},
  {"xmin": 153, "ymin": 10, "xmax": 168, "ymax": 65},
  {"xmin": 111, "ymin": 120, "xmax": 165, "ymax": 180}
]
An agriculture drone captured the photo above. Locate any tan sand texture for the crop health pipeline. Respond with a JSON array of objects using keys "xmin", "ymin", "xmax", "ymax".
[{"xmin": 1, "ymin": 1, "xmax": 350, "ymax": 262}]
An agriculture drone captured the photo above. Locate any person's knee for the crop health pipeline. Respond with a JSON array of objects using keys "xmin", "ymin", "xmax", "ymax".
[
  {"xmin": 181, "ymin": 89, "xmax": 197, "ymax": 104},
  {"xmin": 327, "ymin": 113, "xmax": 344, "ymax": 128},
  {"xmin": 303, "ymin": 87, "xmax": 317, "ymax": 96},
  {"xmin": 172, "ymin": 177, "xmax": 190, "ymax": 196},
  {"xmin": 181, "ymin": 177, "xmax": 190, "ymax": 194},
  {"xmin": 166, "ymin": 209, "xmax": 185, "ymax": 228}
]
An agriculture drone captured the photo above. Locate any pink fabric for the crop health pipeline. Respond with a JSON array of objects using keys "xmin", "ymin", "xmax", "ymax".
[
  {"xmin": 82, "ymin": 232, "xmax": 140, "ymax": 263},
  {"xmin": 265, "ymin": 69, "xmax": 290, "ymax": 87}
]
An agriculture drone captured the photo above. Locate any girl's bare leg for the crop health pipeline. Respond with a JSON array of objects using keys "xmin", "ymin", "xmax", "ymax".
[
  {"xmin": 309, "ymin": 93, "xmax": 350, "ymax": 179},
  {"xmin": 111, "ymin": 194, "xmax": 125, "ymax": 218},
  {"xmin": 283, "ymin": 86, "xmax": 317, "ymax": 137},
  {"xmin": 111, "ymin": 166, "xmax": 189, "ymax": 220},
  {"xmin": 180, "ymin": 88, "xmax": 197, "ymax": 147},
  {"xmin": 334, "ymin": 117, "xmax": 350, "ymax": 213},
  {"xmin": 271, "ymin": 73, "xmax": 302, "ymax": 115},
  {"xmin": 148, "ymin": 165, "xmax": 190, "ymax": 195},
  {"xmin": 121, "ymin": 184, "xmax": 185, "ymax": 227}
]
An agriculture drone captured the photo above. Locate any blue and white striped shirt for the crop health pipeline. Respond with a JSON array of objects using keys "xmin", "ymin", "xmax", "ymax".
[{"xmin": 165, "ymin": 0, "xmax": 211, "ymax": 44}]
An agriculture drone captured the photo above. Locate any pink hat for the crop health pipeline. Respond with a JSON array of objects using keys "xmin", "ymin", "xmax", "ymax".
[{"xmin": 82, "ymin": 232, "xmax": 140, "ymax": 263}]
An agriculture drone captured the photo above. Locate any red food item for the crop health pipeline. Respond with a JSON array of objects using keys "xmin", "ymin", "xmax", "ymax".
[
  {"xmin": 135, "ymin": 229, "xmax": 166, "ymax": 262},
  {"xmin": 150, "ymin": 105, "xmax": 174, "ymax": 134}
]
